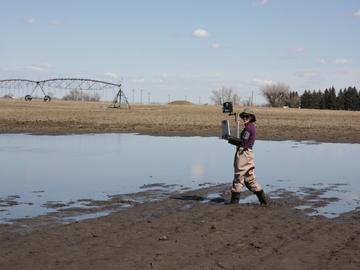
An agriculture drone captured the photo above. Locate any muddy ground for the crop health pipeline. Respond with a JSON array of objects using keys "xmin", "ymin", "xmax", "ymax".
[
  {"xmin": 1, "ymin": 185, "xmax": 359, "ymax": 270},
  {"xmin": 1, "ymin": 99, "xmax": 360, "ymax": 269}
]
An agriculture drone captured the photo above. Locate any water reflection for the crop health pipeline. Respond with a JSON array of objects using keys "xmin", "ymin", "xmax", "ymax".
[{"xmin": 0, "ymin": 134, "xmax": 359, "ymax": 222}]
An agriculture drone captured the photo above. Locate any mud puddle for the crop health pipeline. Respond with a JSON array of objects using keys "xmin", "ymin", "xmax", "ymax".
[{"xmin": 0, "ymin": 134, "xmax": 359, "ymax": 223}]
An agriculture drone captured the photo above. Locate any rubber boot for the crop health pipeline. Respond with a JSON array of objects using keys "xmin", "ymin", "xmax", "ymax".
[
  {"xmin": 229, "ymin": 192, "xmax": 240, "ymax": 204},
  {"xmin": 255, "ymin": 190, "xmax": 267, "ymax": 205}
]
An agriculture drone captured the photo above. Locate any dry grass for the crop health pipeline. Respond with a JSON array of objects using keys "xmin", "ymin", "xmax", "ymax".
[{"xmin": 0, "ymin": 99, "xmax": 359, "ymax": 143}]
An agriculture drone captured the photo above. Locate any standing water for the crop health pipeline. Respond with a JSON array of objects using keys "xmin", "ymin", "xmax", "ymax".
[{"xmin": 0, "ymin": 134, "xmax": 359, "ymax": 222}]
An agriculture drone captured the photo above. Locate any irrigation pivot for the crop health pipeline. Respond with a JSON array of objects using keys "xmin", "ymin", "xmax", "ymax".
[{"xmin": 0, "ymin": 78, "xmax": 130, "ymax": 108}]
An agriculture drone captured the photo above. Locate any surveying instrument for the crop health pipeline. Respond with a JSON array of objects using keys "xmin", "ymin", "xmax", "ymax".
[{"xmin": 221, "ymin": 102, "xmax": 241, "ymax": 139}]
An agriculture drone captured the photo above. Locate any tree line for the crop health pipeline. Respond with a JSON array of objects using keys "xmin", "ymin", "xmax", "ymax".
[
  {"xmin": 300, "ymin": 86, "xmax": 359, "ymax": 110},
  {"xmin": 62, "ymin": 89, "xmax": 101, "ymax": 102},
  {"xmin": 211, "ymin": 84, "xmax": 360, "ymax": 111},
  {"xmin": 260, "ymin": 84, "xmax": 360, "ymax": 111}
]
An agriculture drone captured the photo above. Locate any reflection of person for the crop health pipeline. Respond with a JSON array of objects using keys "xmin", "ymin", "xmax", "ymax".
[{"xmin": 225, "ymin": 108, "xmax": 268, "ymax": 205}]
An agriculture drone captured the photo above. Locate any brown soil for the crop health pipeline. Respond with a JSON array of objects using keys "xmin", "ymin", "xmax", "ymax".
[
  {"xmin": 1, "ymin": 185, "xmax": 359, "ymax": 270},
  {"xmin": 1, "ymin": 99, "xmax": 360, "ymax": 269},
  {"xmin": 1, "ymin": 99, "xmax": 360, "ymax": 143}
]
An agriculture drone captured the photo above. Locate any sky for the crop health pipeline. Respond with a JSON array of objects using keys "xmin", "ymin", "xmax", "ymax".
[{"xmin": 1, "ymin": 0, "xmax": 359, "ymax": 104}]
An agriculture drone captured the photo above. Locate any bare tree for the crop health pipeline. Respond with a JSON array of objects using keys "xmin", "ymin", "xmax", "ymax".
[
  {"xmin": 261, "ymin": 83, "xmax": 290, "ymax": 107},
  {"xmin": 211, "ymin": 87, "xmax": 240, "ymax": 105},
  {"xmin": 231, "ymin": 92, "xmax": 241, "ymax": 105},
  {"xmin": 241, "ymin": 96, "xmax": 252, "ymax": 106},
  {"xmin": 62, "ymin": 89, "xmax": 100, "ymax": 102}
]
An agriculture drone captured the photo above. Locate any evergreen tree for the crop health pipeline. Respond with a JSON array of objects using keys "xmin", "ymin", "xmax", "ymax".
[
  {"xmin": 300, "ymin": 86, "xmax": 359, "ymax": 111},
  {"xmin": 324, "ymin": 88, "xmax": 330, "ymax": 109},
  {"xmin": 311, "ymin": 90, "xmax": 325, "ymax": 109},
  {"xmin": 321, "ymin": 87, "xmax": 337, "ymax": 110},
  {"xmin": 351, "ymin": 87, "xmax": 359, "ymax": 110},
  {"xmin": 287, "ymin": 91, "xmax": 300, "ymax": 108},
  {"xmin": 300, "ymin": 90, "xmax": 311, "ymax": 108},
  {"xmin": 337, "ymin": 89, "xmax": 345, "ymax": 110},
  {"xmin": 344, "ymin": 87, "xmax": 358, "ymax": 110},
  {"xmin": 328, "ymin": 87, "xmax": 337, "ymax": 109},
  {"xmin": 310, "ymin": 90, "xmax": 317, "ymax": 108},
  {"xmin": 320, "ymin": 90, "xmax": 326, "ymax": 109}
]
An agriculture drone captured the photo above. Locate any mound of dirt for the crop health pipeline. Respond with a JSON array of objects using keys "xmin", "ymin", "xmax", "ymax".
[{"xmin": 168, "ymin": 100, "xmax": 193, "ymax": 105}]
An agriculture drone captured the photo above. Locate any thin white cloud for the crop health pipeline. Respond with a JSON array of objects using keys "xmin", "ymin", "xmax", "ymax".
[
  {"xmin": 259, "ymin": 0, "xmax": 269, "ymax": 5},
  {"xmin": 151, "ymin": 78, "xmax": 164, "ymax": 84},
  {"xmin": 254, "ymin": 0, "xmax": 269, "ymax": 6},
  {"xmin": 295, "ymin": 71, "xmax": 319, "ymax": 78},
  {"xmin": 26, "ymin": 63, "xmax": 51, "ymax": 71},
  {"xmin": 192, "ymin": 28, "xmax": 210, "ymax": 38},
  {"xmin": 103, "ymin": 72, "xmax": 118, "ymax": 79},
  {"xmin": 131, "ymin": 77, "xmax": 145, "ymax": 83},
  {"xmin": 330, "ymin": 69, "xmax": 350, "ymax": 76},
  {"xmin": 289, "ymin": 47, "xmax": 305, "ymax": 54},
  {"xmin": 161, "ymin": 73, "xmax": 168, "ymax": 78},
  {"xmin": 49, "ymin": 19, "xmax": 61, "ymax": 26},
  {"xmin": 24, "ymin": 16, "xmax": 36, "ymax": 24},
  {"xmin": 211, "ymin": 43, "xmax": 221, "ymax": 49},
  {"xmin": 317, "ymin": 58, "xmax": 327, "ymax": 64},
  {"xmin": 252, "ymin": 78, "xmax": 277, "ymax": 86},
  {"xmin": 27, "ymin": 66, "xmax": 44, "ymax": 71},
  {"xmin": 335, "ymin": 58, "xmax": 352, "ymax": 65},
  {"xmin": 353, "ymin": 10, "xmax": 360, "ymax": 17}
]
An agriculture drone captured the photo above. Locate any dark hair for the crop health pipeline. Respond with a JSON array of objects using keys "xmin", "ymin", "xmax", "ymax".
[{"xmin": 241, "ymin": 114, "xmax": 255, "ymax": 122}]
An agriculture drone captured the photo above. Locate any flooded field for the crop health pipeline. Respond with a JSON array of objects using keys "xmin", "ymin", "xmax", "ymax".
[{"xmin": 0, "ymin": 134, "xmax": 359, "ymax": 223}]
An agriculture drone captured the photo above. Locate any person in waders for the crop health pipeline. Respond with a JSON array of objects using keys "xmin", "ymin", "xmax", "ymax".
[{"xmin": 226, "ymin": 108, "xmax": 268, "ymax": 205}]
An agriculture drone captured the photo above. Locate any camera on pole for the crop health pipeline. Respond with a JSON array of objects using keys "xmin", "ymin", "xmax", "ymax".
[
  {"xmin": 221, "ymin": 102, "xmax": 241, "ymax": 139},
  {"xmin": 222, "ymin": 101, "xmax": 233, "ymax": 114}
]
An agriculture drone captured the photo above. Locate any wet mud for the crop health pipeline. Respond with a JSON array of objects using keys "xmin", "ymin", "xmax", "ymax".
[{"xmin": 1, "ymin": 184, "xmax": 359, "ymax": 269}]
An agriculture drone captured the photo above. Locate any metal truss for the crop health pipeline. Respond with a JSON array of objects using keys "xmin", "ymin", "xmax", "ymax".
[{"xmin": 0, "ymin": 78, "xmax": 129, "ymax": 108}]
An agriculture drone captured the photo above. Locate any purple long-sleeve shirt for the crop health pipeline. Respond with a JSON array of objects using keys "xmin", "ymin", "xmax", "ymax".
[{"xmin": 227, "ymin": 122, "xmax": 256, "ymax": 149}]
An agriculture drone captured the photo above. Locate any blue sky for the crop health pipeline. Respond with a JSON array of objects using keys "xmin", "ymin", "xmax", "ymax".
[{"xmin": 1, "ymin": 0, "xmax": 359, "ymax": 104}]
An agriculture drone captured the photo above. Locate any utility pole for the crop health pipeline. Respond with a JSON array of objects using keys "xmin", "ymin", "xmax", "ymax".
[
  {"xmin": 198, "ymin": 96, "xmax": 201, "ymax": 104},
  {"xmin": 251, "ymin": 90, "xmax": 254, "ymax": 106},
  {"xmin": 132, "ymin": 89, "xmax": 135, "ymax": 104},
  {"xmin": 148, "ymin": 92, "xmax": 151, "ymax": 104},
  {"xmin": 140, "ymin": 89, "xmax": 143, "ymax": 104},
  {"xmin": 168, "ymin": 94, "xmax": 171, "ymax": 103}
]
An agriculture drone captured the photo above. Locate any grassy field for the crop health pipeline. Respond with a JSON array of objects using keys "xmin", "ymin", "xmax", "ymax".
[{"xmin": 0, "ymin": 98, "xmax": 359, "ymax": 143}]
